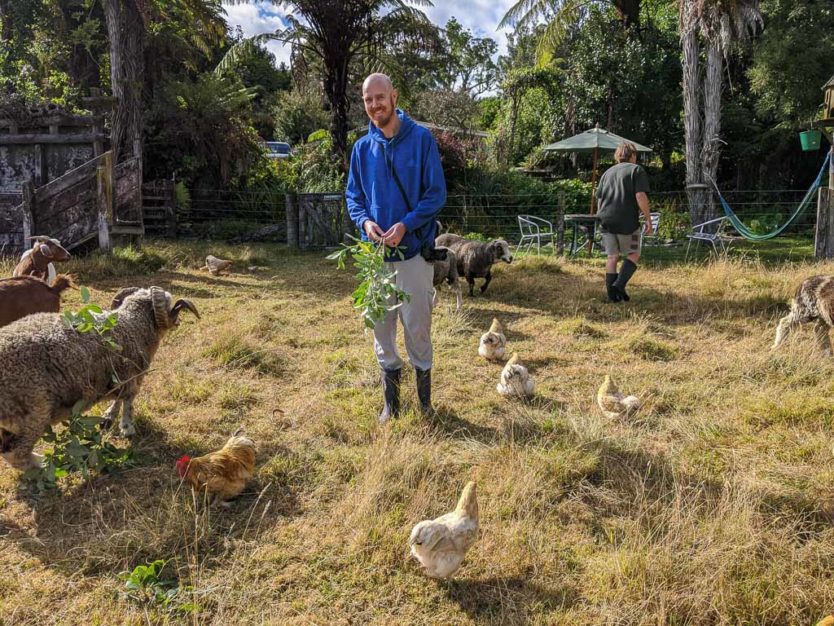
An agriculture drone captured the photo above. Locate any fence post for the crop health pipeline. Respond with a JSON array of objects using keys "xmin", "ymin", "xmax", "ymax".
[
  {"xmin": 297, "ymin": 194, "xmax": 308, "ymax": 249},
  {"xmin": 21, "ymin": 180, "xmax": 35, "ymax": 242},
  {"xmin": 96, "ymin": 152, "xmax": 113, "ymax": 251},
  {"xmin": 816, "ymin": 187, "xmax": 834, "ymax": 259},
  {"xmin": 556, "ymin": 191, "xmax": 566, "ymax": 255},
  {"xmin": 285, "ymin": 193, "xmax": 298, "ymax": 249}
]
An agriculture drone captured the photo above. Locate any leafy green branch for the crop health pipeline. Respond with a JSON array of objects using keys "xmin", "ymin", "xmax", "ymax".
[
  {"xmin": 23, "ymin": 408, "xmax": 133, "ymax": 492},
  {"xmin": 62, "ymin": 286, "xmax": 121, "ymax": 351},
  {"xmin": 327, "ymin": 236, "xmax": 411, "ymax": 329},
  {"xmin": 119, "ymin": 560, "xmax": 197, "ymax": 614}
]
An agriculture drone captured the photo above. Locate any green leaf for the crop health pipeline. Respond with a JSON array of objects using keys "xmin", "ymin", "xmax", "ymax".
[{"xmin": 80, "ymin": 286, "xmax": 91, "ymax": 303}]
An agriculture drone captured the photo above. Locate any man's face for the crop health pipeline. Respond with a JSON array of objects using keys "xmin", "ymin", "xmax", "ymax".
[{"xmin": 363, "ymin": 83, "xmax": 397, "ymax": 128}]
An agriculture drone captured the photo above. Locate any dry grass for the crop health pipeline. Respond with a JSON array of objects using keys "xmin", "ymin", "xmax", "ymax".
[{"xmin": 2, "ymin": 242, "xmax": 834, "ymax": 625}]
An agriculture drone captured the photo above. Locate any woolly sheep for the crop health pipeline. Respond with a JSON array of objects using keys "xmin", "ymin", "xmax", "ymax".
[
  {"xmin": 431, "ymin": 246, "xmax": 462, "ymax": 310},
  {"xmin": 435, "ymin": 234, "xmax": 513, "ymax": 296},
  {"xmin": 0, "ymin": 286, "xmax": 199, "ymax": 471},
  {"xmin": 773, "ymin": 275, "xmax": 834, "ymax": 356}
]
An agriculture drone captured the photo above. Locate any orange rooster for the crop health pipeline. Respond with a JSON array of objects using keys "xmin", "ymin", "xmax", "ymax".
[{"xmin": 175, "ymin": 428, "xmax": 256, "ymax": 506}]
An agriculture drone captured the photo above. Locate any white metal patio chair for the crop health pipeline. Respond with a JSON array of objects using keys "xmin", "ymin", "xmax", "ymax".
[
  {"xmin": 516, "ymin": 214, "xmax": 555, "ymax": 255},
  {"xmin": 640, "ymin": 211, "xmax": 662, "ymax": 246},
  {"xmin": 686, "ymin": 216, "xmax": 737, "ymax": 256}
]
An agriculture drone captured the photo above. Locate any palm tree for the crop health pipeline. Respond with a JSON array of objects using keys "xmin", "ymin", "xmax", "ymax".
[
  {"xmin": 680, "ymin": 0, "xmax": 761, "ymax": 225},
  {"xmin": 499, "ymin": 0, "xmax": 641, "ymax": 58},
  {"xmin": 221, "ymin": 0, "xmax": 433, "ymax": 171}
]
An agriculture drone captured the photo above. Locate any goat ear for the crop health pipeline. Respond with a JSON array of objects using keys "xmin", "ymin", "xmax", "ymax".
[{"xmin": 40, "ymin": 244, "xmax": 53, "ymax": 257}]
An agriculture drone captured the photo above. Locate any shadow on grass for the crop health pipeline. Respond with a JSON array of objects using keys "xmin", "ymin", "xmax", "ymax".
[
  {"xmin": 10, "ymin": 419, "xmax": 298, "ymax": 578},
  {"xmin": 444, "ymin": 575, "xmax": 578, "ymax": 624},
  {"xmin": 427, "ymin": 406, "xmax": 498, "ymax": 444}
]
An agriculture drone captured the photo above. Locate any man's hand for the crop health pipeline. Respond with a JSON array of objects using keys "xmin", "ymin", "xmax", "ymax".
[
  {"xmin": 382, "ymin": 222, "xmax": 407, "ymax": 247},
  {"xmin": 364, "ymin": 220, "xmax": 386, "ymax": 242},
  {"xmin": 643, "ymin": 220, "xmax": 653, "ymax": 236}
]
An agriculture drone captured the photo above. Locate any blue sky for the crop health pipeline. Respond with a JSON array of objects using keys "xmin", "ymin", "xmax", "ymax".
[{"xmin": 224, "ymin": 0, "xmax": 518, "ymax": 68}]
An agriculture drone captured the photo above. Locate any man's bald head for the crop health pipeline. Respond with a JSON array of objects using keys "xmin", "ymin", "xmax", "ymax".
[
  {"xmin": 362, "ymin": 73, "xmax": 394, "ymax": 95},
  {"xmin": 362, "ymin": 73, "xmax": 399, "ymax": 134}
]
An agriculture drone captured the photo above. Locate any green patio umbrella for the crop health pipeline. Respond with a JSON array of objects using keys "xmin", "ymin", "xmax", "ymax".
[{"xmin": 543, "ymin": 124, "xmax": 652, "ymax": 213}]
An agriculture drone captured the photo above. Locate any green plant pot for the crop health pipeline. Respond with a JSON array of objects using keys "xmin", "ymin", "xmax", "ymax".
[{"xmin": 799, "ymin": 129, "xmax": 822, "ymax": 151}]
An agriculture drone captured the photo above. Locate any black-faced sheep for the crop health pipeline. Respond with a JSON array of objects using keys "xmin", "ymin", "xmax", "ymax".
[
  {"xmin": 13, "ymin": 236, "xmax": 71, "ymax": 283},
  {"xmin": 431, "ymin": 246, "xmax": 462, "ymax": 310},
  {"xmin": 773, "ymin": 275, "xmax": 834, "ymax": 355},
  {"xmin": 0, "ymin": 275, "xmax": 76, "ymax": 328},
  {"xmin": 0, "ymin": 286, "xmax": 199, "ymax": 470},
  {"xmin": 435, "ymin": 234, "xmax": 513, "ymax": 296}
]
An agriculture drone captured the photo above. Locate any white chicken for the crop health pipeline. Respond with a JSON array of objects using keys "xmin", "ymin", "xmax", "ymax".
[
  {"xmin": 596, "ymin": 374, "xmax": 641, "ymax": 419},
  {"xmin": 496, "ymin": 352, "xmax": 535, "ymax": 398},
  {"xmin": 409, "ymin": 482, "xmax": 479, "ymax": 579},
  {"xmin": 201, "ymin": 255, "xmax": 233, "ymax": 276},
  {"xmin": 478, "ymin": 317, "xmax": 507, "ymax": 361}
]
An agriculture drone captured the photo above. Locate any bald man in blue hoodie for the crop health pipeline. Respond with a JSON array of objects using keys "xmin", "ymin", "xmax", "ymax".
[{"xmin": 346, "ymin": 73, "xmax": 447, "ymax": 423}]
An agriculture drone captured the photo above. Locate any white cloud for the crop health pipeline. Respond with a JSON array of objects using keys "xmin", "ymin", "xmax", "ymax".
[
  {"xmin": 224, "ymin": 2, "xmax": 292, "ymax": 68},
  {"xmin": 225, "ymin": 0, "xmax": 519, "ymax": 70}
]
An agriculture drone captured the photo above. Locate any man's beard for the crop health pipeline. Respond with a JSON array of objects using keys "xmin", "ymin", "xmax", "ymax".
[{"xmin": 372, "ymin": 109, "xmax": 393, "ymax": 127}]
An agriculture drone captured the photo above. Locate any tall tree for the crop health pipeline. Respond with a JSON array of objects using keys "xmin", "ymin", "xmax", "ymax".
[
  {"xmin": 499, "ymin": 0, "xmax": 641, "ymax": 58},
  {"xmin": 221, "ymin": 0, "xmax": 432, "ymax": 171},
  {"xmin": 680, "ymin": 0, "xmax": 761, "ymax": 225}
]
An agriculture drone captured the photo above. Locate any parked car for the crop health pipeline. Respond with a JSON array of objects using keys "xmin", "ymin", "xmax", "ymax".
[{"xmin": 265, "ymin": 141, "xmax": 293, "ymax": 159}]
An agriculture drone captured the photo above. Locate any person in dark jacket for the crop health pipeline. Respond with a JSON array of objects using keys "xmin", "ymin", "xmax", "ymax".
[
  {"xmin": 345, "ymin": 73, "xmax": 447, "ymax": 422},
  {"xmin": 596, "ymin": 142, "xmax": 652, "ymax": 302}
]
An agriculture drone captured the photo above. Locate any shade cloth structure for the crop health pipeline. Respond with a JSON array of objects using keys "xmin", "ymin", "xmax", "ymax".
[{"xmin": 543, "ymin": 124, "xmax": 652, "ymax": 213}]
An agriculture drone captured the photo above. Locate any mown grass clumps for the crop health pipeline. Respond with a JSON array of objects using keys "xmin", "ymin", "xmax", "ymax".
[{"xmin": 202, "ymin": 335, "xmax": 284, "ymax": 375}]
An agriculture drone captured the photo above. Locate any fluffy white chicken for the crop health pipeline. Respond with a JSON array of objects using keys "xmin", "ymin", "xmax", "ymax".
[
  {"xmin": 409, "ymin": 482, "xmax": 479, "ymax": 579},
  {"xmin": 201, "ymin": 255, "xmax": 233, "ymax": 276},
  {"xmin": 596, "ymin": 375, "xmax": 641, "ymax": 418},
  {"xmin": 478, "ymin": 318, "xmax": 507, "ymax": 361},
  {"xmin": 496, "ymin": 352, "xmax": 535, "ymax": 398}
]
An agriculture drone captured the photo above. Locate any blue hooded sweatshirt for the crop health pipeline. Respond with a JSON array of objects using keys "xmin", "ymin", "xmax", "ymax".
[{"xmin": 345, "ymin": 110, "xmax": 447, "ymax": 261}]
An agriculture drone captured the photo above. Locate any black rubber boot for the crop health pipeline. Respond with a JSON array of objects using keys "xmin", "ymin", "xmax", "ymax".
[
  {"xmin": 379, "ymin": 368, "xmax": 401, "ymax": 423},
  {"xmin": 613, "ymin": 259, "xmax": 638, "ymax": 302},
  {"xmin": 415, "ymin": 368, "xmax": 432, "ymax": 416},
  {"xmin": 605, "ymin": 273, "xmax": 622, "ymax": 303}
]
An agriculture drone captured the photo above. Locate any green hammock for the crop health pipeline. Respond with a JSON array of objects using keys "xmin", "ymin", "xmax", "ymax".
[{"xmin": 711, "ymin": 153, "xmax": 831, "ymax": 241}]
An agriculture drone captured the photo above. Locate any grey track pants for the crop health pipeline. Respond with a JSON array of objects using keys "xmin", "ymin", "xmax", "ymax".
[{"xmin": 374, "ymin": 254, "xmax": 434, "ymax": 372}]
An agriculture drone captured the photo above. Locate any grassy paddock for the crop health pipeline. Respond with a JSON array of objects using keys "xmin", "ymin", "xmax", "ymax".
[{"xmin": 1, "ymin": 239, "xmax": 834, "ymax": 625}]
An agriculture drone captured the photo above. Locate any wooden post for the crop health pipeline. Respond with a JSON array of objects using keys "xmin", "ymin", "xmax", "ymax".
[
  {"xmin": 21, "ymin": 180, "xmax": 35, "ymax": 242},
  {"xmin": 285, "ymin": 194, "xmax": 298, "ymax": 249},
  {"xmin": 556, "ymin": 191, "xmax": 566, "ymax": 255},
  {"xmin": 297, "ymin": 194, "xmax": 308, "ymax": 250},
  {"xmin": 816, "ymin": 143, "xmax": 834, "ymax": 259},
  {"xmin": 96, "ymin": 152, "xmax": 113, "ymax": 251}
]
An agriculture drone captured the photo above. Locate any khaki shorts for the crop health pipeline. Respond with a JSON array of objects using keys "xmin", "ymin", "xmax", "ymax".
[{"xmin": 602, "ymin": 230, "xmax": 641, "ymax": 256}]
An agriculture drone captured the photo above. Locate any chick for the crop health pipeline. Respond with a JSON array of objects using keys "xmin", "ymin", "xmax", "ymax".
[
  {"xmin": 596, "ymin": 375, "xmax": 641, "ymax": 419},
  {"xmin": 175, "ymin": 428, "xmax": 256, "ymax": 506},
  {"xmin": 201, "ymin": 255, "xmax": 233, "ymax": 276},
  {"xmin": 478, "ymin": 318, "xmax": 507, "ymax": 361},
  {"xmin": 816, "ymin": 617, "xmax": 834, "ymax": 626},
  {"xmin": 496, "ymin": 352, "xmax": 535, "ymax": 398},
  {"xmin": 409, "ymin": 482, "xmax": 479, "ymax": 578}
]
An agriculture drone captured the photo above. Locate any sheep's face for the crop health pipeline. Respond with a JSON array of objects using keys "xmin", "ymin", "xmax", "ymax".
[
  {"xmin": 481, "ymin": 334, "xmax": 498, "ymax": 346},
  {"xmin": 110, "ymin": 287, "xmax": 200, "ymax": 330},
  {"xmin": 491, "ymin": 240, "xmax": 513, "ymax": 264}
]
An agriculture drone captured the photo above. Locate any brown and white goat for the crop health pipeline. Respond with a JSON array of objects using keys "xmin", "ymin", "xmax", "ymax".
[
  {"xmin": 773, "ymin": 275, "xmax": 834, "ymax": 356},
  {"xmin": 13, "ymin": 236, "xmax": 71, "ymax": 283},
  {"xmin": 0, "ymin": 275, "xmax": 76, "ymax": 328}
]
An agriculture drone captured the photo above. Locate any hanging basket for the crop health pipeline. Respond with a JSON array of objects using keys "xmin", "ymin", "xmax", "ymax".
[{"xmin": 799, "ymin": 129, "xmax": 822, "ymax": 151}]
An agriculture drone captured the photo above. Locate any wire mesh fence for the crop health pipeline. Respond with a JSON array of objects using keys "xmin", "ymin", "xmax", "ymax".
[{"xmin": 174, "ymin": 187, "xmax": 821, "ymax": 245}]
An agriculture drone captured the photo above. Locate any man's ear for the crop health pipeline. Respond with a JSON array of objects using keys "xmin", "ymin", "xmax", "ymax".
[{"xmin": 391, "ymin": 89, "xmax": 398, "ymax": 108}]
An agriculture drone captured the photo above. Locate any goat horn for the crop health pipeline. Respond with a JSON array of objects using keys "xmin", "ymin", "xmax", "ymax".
[
  {"xmin": 150, "ymin": 286, "xmax": 171, "ymax": 330},
  {"xmin": 170, "ymin": 298, "xmax": 200, "ymax": 321}
]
